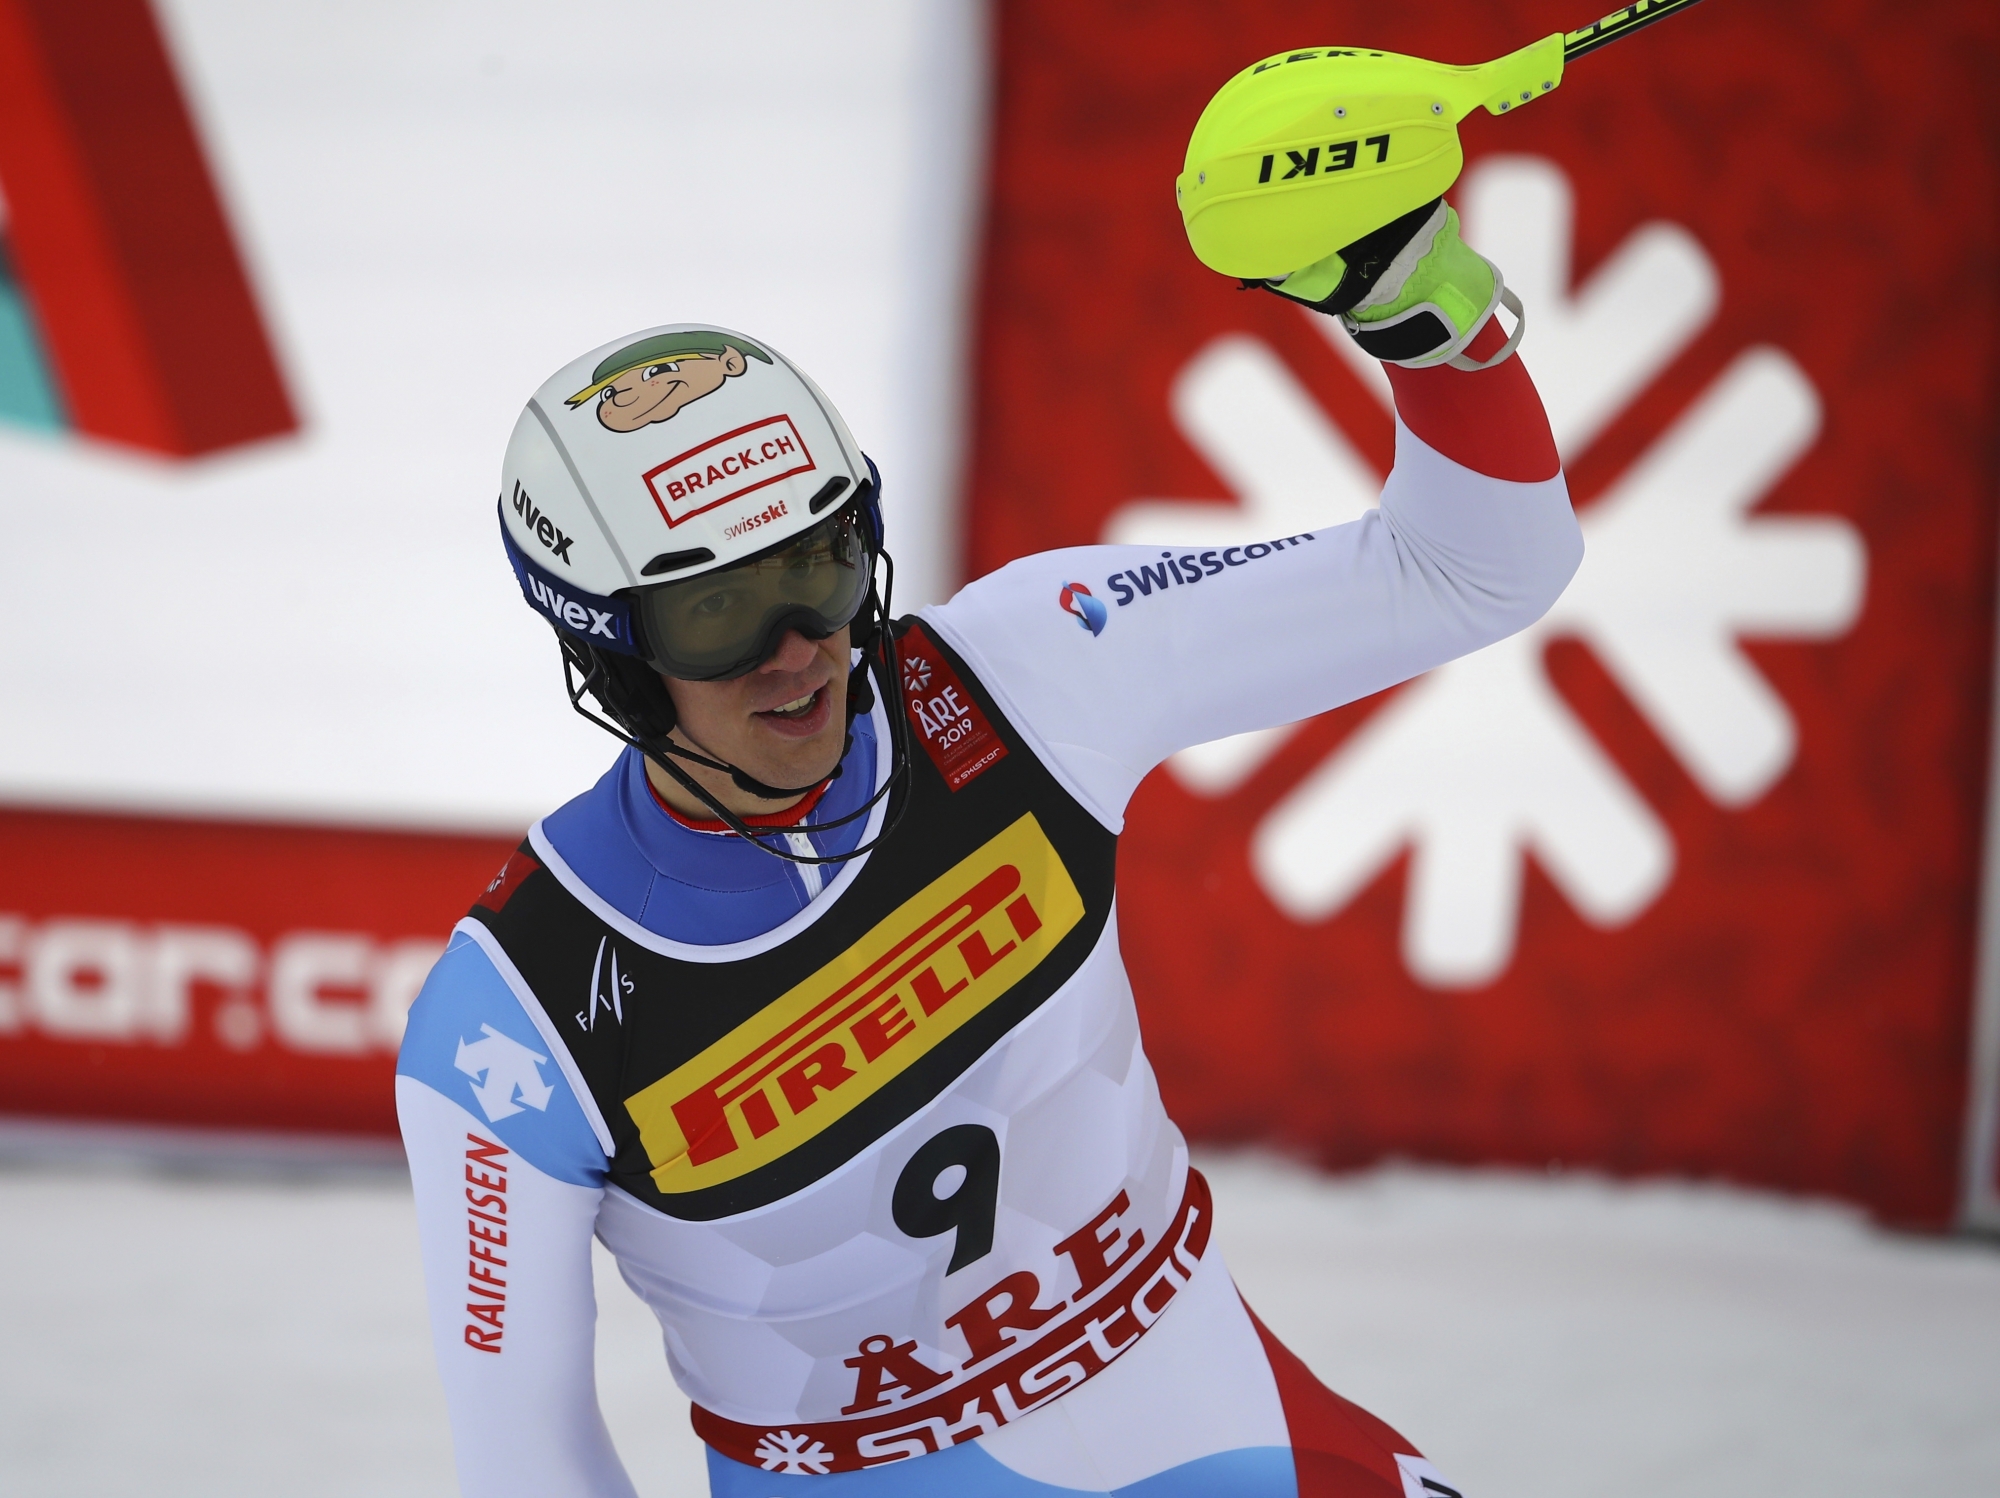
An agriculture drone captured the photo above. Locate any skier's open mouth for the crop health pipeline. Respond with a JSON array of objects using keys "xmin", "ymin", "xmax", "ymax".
[
  {"xmin": 765, "ymin": 690, "xmax": 817, "ymax": 718},
  {"xmin": 755, "ymin": 685, "xmax": 832, "ymax": 737}
]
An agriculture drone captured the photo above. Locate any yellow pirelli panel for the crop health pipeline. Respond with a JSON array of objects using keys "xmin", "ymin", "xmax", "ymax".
[{"xmin": 625, "ymin": 813, "xmax": 1085, "ymax": 1193}]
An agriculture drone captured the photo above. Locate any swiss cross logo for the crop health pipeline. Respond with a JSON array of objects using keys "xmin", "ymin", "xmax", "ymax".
[{"xmin": 1105, "ymin": 156, "xmax": 1866, "ymax": 987}]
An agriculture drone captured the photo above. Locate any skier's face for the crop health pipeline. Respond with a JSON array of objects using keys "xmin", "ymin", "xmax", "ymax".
[{"xmin": 648, "ymin": 625, "xmax": 852, "ymax": 817}]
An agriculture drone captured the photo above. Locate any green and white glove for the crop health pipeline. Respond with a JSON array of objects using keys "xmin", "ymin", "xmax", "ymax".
[{"xmin": 1259, "ymin": 198, "xmax": 1525, "ymax": 371}]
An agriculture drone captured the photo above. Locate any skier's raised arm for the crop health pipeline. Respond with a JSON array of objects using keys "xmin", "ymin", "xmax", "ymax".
[{"xmin": 926, "ymin": 203, "xmax": 1582, "ymax": 828}]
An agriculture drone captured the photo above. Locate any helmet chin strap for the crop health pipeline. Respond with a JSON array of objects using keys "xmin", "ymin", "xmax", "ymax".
[
  {"xmin": 635, "ymin": 645, "xmax": 909, "ymax": 864},
  {"xmin": 558, "ymin": 552, "xmax": 912, "ymax": 866},
  {"xmin": 648, "ymin": 680, "xmax": 861, "ymax": 803}
]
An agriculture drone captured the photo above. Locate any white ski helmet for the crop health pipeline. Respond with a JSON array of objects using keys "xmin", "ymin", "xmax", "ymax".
[
  {"xmin": 496, "ymin": 323, "xmax": 909, "ymax": 848},
  {"xmin": 498, "ymin": 322, "xmax": 882, "ymax": 667}
]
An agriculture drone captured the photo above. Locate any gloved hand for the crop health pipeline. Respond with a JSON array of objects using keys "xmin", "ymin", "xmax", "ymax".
[{"xmin": 1257, "ymin": 198, "xmax": 1524, "ymax": 371}]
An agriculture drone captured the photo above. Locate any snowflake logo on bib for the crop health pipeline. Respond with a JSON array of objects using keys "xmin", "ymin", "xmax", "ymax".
[
  {"xmin": 903, "ymin": 656, "xmax": 932, "ymax": 696},
  {"xmin": 754, "ymin": 1429, "xmax": 834, "ymax": 1475}
]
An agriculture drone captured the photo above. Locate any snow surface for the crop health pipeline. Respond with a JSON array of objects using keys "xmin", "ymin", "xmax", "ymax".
[{"xmin": 2, "ymin": 1150, "xmax": 1996, "ymax": 1497}]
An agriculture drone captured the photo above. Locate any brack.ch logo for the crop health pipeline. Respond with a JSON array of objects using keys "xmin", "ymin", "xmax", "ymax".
[{"xmin": 643, "ymin": 414, "xmax": 815, "ymax": 531}]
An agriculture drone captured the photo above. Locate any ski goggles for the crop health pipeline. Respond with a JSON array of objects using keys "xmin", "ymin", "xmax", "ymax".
[{"xmin": 633, "ymin": 506, "xmax": 875, "ymax": 680}]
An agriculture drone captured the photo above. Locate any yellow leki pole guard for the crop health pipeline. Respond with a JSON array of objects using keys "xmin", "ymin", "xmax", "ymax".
[{"xmin": 1175, "ymin": 35, "xmax": 1565, "ymax": 280}]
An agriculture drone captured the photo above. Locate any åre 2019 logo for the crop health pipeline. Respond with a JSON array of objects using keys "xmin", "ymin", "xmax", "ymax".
[{"xmin": 899, "ymin": 625, "xmax": 1009, "ymax": 792}]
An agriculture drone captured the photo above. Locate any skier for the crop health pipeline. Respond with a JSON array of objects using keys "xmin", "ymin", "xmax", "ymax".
[{"xmin": 397, "ymin": 192, "xmax": 1579, "ymax": 1495}]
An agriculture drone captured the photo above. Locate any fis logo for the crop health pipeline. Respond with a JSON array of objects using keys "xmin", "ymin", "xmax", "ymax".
[
  {"xmin": 579, "ymin": 935, "xmax": 632, "ymax": 1032},
  {"xmin": 1058, "ymin": 582, "xmax": 1106, "ymax": 636}
]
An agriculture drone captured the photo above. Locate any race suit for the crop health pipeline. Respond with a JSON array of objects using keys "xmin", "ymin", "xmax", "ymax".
[{"xmin": 396, "ymin": 331, "xmax": 1578, "ymax": 1496}]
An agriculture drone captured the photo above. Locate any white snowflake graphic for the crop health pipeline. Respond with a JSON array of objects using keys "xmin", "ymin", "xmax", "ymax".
[
  {"xmin": 1105, "ymin": 156, "xmax": 1867, "ymax": 988},
  {"xmin": 755, "ymin": 1428, "xmax": 835, "ymax": 1474}
]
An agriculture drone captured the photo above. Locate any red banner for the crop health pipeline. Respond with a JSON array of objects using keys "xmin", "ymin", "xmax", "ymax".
[
  {"xmin": 966, "ymin": 0, "xmax": 2000, "ymax": 1224},
  {"xmin": 0, "ymin": 805, "xmax": 512, "ymax": 1137}
]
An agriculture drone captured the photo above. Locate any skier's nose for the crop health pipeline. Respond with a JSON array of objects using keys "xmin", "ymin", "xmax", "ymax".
[{"xmin": 761, "ymin": 629, "xmax": 819, "ymax": 674}]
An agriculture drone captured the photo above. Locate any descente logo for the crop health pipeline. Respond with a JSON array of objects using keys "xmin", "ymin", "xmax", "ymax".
[
  {"xmin": 1105, "ymin": 535, "xmax": 1315, "ymax": 607},
  {"xmin": 525, "ymin": 574, "xmax": 618, "ymax": 639}
]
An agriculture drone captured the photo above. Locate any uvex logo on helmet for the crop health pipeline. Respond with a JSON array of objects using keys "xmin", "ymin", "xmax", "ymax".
[{"xmin": 511, "ymin": 481, "xmax": 572, "ymax": 564}]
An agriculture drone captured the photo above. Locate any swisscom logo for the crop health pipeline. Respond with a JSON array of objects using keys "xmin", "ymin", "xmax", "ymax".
[{"xmin": 1059, "ymin": 582, "xmax": 1106, "ymax": 636}]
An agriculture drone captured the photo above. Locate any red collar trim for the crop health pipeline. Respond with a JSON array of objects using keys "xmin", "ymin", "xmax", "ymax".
[{"xmin": 647, "ymin": 770, "xmax": 834, "ymax": 834}]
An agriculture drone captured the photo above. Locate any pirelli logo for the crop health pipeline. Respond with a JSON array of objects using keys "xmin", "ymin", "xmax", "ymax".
[{"xmin": 625, "ymin": 814, "xmax": 1084, "ymax": 1193}]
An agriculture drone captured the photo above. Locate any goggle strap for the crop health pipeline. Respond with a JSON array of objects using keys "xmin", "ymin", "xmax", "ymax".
[
  {"xmin": 561, "ymin": 647, "xmax": 854, "ymax": 855},
  {"xmin": 502, "ymin": 503, "xmax": 644, "ymax": 655}
]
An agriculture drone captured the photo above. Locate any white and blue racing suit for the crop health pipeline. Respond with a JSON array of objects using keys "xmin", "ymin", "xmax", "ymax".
[{"xmin": 397, "ymin": 338, "xmax": 1580, "ymax": 1497}]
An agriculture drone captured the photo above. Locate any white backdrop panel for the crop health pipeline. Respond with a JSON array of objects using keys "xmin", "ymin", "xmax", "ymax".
[{"xmin": 0, "ymin": 0, "xmax": 985, "ymax": 831}]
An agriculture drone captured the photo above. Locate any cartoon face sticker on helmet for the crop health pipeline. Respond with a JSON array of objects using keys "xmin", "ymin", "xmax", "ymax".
[{"xmin": 563, "ymin": 330, "xmax": 776, "ymax": 433}]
